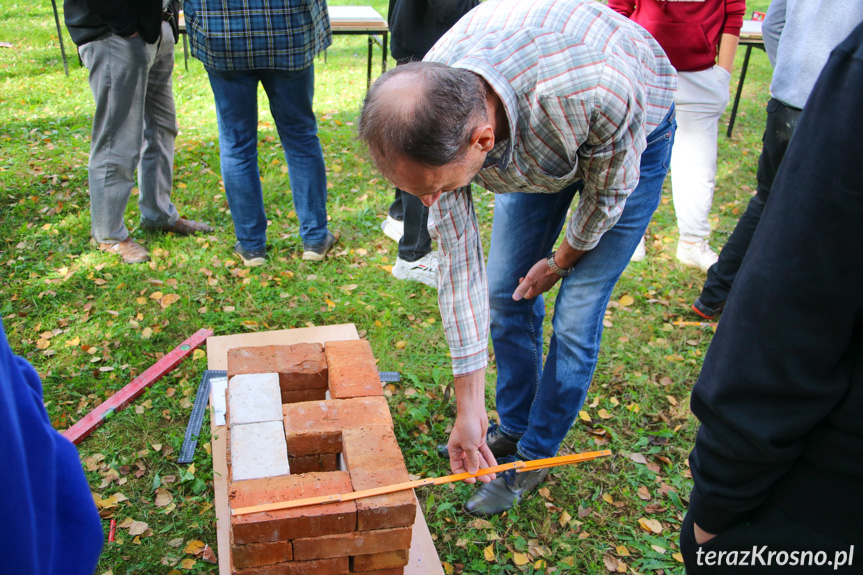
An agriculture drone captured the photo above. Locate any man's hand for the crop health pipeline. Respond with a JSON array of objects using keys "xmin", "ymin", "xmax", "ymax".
[
  {"xmin": 694, "ymin": 522, "xmax": 717, "ymax": 545},
  {"xmin": 448, "ymin": 370, "xmax": 497, "ymax": 483},
  {"xmin": 513, "ymin": 239, "xmax": 586, "ymax": 301}
]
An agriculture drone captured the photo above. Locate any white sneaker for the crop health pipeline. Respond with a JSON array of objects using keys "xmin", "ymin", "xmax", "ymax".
[
  {"xmin": 392, "ymin": 252, "xmax": 438, "ymax": 288},
  {"xmin": 381, "ymin": 215, "xmax": 404, "ymax": 243},
  {"xmin": 676, "ymin": 239, "xmax": 718, "ymax": 272},
  {"xmin": 630, "ymin": 236, "xmax": 646, "ymax": 262}
]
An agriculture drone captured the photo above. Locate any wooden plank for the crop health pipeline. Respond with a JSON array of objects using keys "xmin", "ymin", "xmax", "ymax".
[
  {"xmin": 209, "ymin": 324, "xmax": 444, "ymax": 575},
  {"xmin": 62, "ymin": 328, "xmax": 213, "ymax": 444}
]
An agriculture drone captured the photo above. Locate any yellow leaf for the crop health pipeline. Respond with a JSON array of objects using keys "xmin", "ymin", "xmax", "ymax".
[
  {"xmin": 616, "ymin": 545, "xmax": 630, "ymax": 557},
  {"xmin": 638, "ymin": 517, "xmax": 663, "ymax": 534},
  {"xmin": 666, "ymin": 395, "xmax": 678, "ymax": 406},
  {"xmin": 36, "ymin": 338, "xmax": 50, "ymax": 349},
  {"xmin": 442, "ymin": 562, "xmax": 454, "ymax": 575},
  {"xmin": 141, "ymin": 327, "xmax": 152, "ymax": 339},
  {"xmin": 627, "ymin": 403, "xmax": 640, "ymax": 413},
  {"xmin": 325, "ymin": 299, "xmax": 336, "ymax": 309},
  {"xmin": 561, "ymin": 556, "xmax": 575, "ymax": 567},
  {"xmin": 180, "ymin": 558, "xmax": 196, "ymax": 569},
  {"xmin": 602, "ymin": 493, "xmax": 614, "ymax": 504},
  {"xmin": 538, "ymin": 487, "xmax": 552, "ymax": 500},
  {"xmin": 579, "ymin": 410, "xmax": 591, "ymax": 422},
  {"xmin": 149, "ymin": 291, "xmax": 163, "ymax": 300},
  {"xmin": 374, "ymin": 320, "xmax": 383, "ymax": 328},
  {"xmin": 512, "ymin": 552, "xmax": 530, "ymax": 566},
  {"xmin": 154, "ymin": 488, "xmax": 173, "ymax": 508},
  {"xmin": 136, "ymin": 297, "xmax": 147, "ymax": 305},
  {"xmin": 673, "ymin": 552, "xmax": 684, "ymax": 563},
  {"xmin": 618, "ymin": 294, "xmax": 634, "ymax": 307},
  {"xmin": 609, "ymin": 397, "xmax": 619, "ymax": 407},
  {"xmin": 534, "ymin": 559, "xmax": 547, "ymax": 570},
  {"xmin": 559, "ymin": 510, "xmax": 572, "ymax": 527},
  {"xmin": 152, "ymin": 443, "xmax": 162, "ymax": 452},
  {"xmin": 192, "ymin": 349, "xmax": 205, "ymax": 360},
  {"xmin": 184, "ymin": 540, "xmax": 206, "ymax": 555},
  {"xmin": 66, "ymin": 336, "xmax": 80, "ymax": 347},
  {"xmin": 484, "ymin": 545, "xmax": 495, "ymax": 561},
  {"xmin": 395, "ymin": 340, "xmax": 406, "ymax": 349},
  {"xmin": 598, "ymin": 408, "xmax": 612, "ymax": 420},
  {"xmin": 160, "ymin": 293, "xmax": 180, "ymax": 308},
  {"xmin": 242, "ymin": 320, "xmax": 259, "ymax": 327}
]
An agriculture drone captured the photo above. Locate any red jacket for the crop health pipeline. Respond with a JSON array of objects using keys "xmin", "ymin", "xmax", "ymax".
[{"xmin": 609, "ymin": 0, "xmax": 745, "ymax": 72}]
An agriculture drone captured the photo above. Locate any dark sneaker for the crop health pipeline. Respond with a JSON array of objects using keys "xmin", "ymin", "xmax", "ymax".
[
  {"xmin": 302, "ymin": 231, "xmax": 337, "ymax": 262},
  {"xmin": 234, "ymin": 242, "xmax": 266, "ymax": 267},
  {"xmin": 143, "ymin": 217, "xmax": 213, "ymax": 236},
  {"xmin": 463, "ymin": 458, "xmax": 549, "ymax": 517},
  {"xmin": 436, "ymin": 423, "xmax": 519, "ymax": 460},
  {"xmin": 692, "ymin": 297, "xmax": 725, "ymax": 320}
]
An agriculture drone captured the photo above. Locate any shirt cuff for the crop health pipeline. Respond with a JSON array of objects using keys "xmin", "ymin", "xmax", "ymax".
[
  {"xmin": 449, "ymin": 342, "xmax": 489, "ymax": 377},
  {"xmin": 687, "ymin": 485, "xmax": 747, "ymax": 535},
  {"xmin": 565, "ymin": 225, "xmax": 602, "ymax": 252}
]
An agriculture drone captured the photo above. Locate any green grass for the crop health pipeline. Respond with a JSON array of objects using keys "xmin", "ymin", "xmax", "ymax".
[{"xmin": 0, "ymin": 1, "xmax": 771, "ymax": 573}]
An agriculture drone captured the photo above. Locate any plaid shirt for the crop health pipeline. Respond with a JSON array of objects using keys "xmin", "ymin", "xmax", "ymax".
[
  {"xmin": 424, "ymin": 0, "xmax": 676, "ymax": 376},
  {"xmin": 185, "ymin": 0, "xmax": 332, "ymax": 71}
]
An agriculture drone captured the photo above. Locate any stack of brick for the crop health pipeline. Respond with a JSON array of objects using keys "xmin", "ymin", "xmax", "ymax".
[{"xmin": 225, "ymin": 340, "xmax": 416, "ymax": 575}]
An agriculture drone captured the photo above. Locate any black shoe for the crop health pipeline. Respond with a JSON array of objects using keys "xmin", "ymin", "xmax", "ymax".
[
  {"xmin": 436, "ymin": 423, "xmax": 519, "ymax": 460},
  {"xmin": 692, "ymin": 297, "xmax": 725, "ymax": 320},
  {"xmin": 234, "ymin": 242, "xmax": 266, "ymax": 267},
  {"xmin": 463, "ymin": 458, "xmax": 549, "ymax": 517},
  {"xmin": 302, "ymin": 230, "xmax": 337, "ymax": 262}
]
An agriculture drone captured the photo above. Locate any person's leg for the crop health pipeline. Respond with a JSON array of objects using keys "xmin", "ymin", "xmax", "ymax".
[
  {"xmin": 698, "ymin": 99, "xmax": 802, "ymax": 310},
  {"xmin": 670, "ymin": 68, "xmax": 731, "ymax": 271},
  {"xmin": 138, "ymin": 22, "xmax": 180, "ymax": 228},
  {"xmin": 260, "ymin": 65, "xmax": 329, "ymax": 246},
  {"xmin": 80, "ymin": 33, "xmax": 153, "ymax": 244},
  {"xmin": 388, "ymin": 189, "xmax": 405, "ymax": 221},
  {"xmin": 206, "ymin": 68, "xmax": 267, "ymax": 252},
  {"xmin": 397, "ymin": 190, "xmax": 432, "ymax": 262},
  {"xmin": 517, "ymin": 111, "xmax": 675, "ymax": 460}
]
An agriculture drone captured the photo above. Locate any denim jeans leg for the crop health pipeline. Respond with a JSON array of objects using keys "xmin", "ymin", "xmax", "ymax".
[
  {"xmin": 261, "ymin": 65, "xmax": 329, "ymax": 246},
  {"xmin": 516, "ymin": 113, "xmax": 675, "ymax": 459},
  {"xmin": 700, "ymin": 100, "xmax": 801, "ymax": 308},
  {"xmin": 488, "ymin": 187, "xmax": 578, "ymax": 441},
  {"xmin": 139, "ymin": 21, "xmax": 180, "ymax": 228},
  {"xmin": 83, "ymin": 34, "xmax": 152, "ymax": 244},
  {"xmin": 206, "ymin": 68, "xmax": 268, "ymax": 252}
]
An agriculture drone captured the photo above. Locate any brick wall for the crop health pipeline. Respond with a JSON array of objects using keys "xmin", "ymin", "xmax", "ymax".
[{"xmin": 226, "ymin": 340, "xmax": 415, "ymax": 574}]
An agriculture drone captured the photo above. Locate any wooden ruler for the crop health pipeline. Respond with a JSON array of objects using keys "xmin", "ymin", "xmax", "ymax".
[{"xmin": 232, "ymin": 449, "xmax": 612, "ymax": 516}]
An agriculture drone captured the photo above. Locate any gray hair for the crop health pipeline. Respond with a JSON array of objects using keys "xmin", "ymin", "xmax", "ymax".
[{"xmin": 357, "ymin": 62, "xmax": 488, "ymax": 168}]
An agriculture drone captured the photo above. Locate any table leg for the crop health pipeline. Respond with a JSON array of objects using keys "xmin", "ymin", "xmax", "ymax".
[
  {"xmin": 367, "ymin": 35, "xmax": 373, "ymax": 91},
  {"xmin": 51, "ymin": 0, "xmax": 69, "ymax": 76},
  {"xmin": 183, "ymin": 32, "xmax": 189, "ymax": 70},
  {"xmin": 382, "ymin": 32, "xmax": 388, "ymax": 73},
  {"xmin": 726, "ymin": 45, "xmax": 753, "ymax": 138}
]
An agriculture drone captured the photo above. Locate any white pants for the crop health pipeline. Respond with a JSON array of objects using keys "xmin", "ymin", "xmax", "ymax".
[{"xmin": 669, "ymin": 66, "xmax": 731, "ymax": 242}]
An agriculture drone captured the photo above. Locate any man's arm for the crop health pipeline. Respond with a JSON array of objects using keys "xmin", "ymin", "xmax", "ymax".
[{"xmin": 762, "ymin": 0, "xmax": 787, "ymax": 67}]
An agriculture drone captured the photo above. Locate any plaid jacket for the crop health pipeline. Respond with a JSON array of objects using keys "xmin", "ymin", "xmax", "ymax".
[{"xmin": 185, "ymin": 0, "xmax": 332, "ymax": 71}]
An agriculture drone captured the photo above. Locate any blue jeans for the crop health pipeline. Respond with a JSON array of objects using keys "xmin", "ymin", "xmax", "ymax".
[
  {"xmin": 206, "ymin": 65, "xmax": 329, "ymax": 251},
  {"xmin": 487, "ymin": 109, "xmax": 675, "ymax": 459}
]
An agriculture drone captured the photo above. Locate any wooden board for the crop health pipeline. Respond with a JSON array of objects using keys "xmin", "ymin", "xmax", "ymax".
[
  {"xmin": 329, "ymin": 5, "xmax": 388, "ymax": 31},
  {"xmin": 207, "ymin": 324, "xmax": 443, "ymax": 575}
]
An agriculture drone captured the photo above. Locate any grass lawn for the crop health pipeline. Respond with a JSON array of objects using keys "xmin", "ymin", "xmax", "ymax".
[{"xmin": 0, "ymin": 1, "xmax": 771, "ymax": 573}]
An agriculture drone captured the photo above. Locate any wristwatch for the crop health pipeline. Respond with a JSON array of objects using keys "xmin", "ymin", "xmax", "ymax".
[{"xmin": 546, "ymin": 251, "xmax": 574, "ymax": 277}]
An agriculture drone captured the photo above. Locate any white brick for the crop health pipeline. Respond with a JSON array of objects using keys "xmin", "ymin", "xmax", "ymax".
[
  {"xmin": 229, "ymin": 373, "xmax": 282, "ymax": 425},
  {"xmin": 230, "ymin": 421, "xmax": 291, "ymax": 481}
]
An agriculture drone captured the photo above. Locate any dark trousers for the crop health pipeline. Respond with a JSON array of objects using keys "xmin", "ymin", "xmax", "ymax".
[
  {"xmin": 681, "ymin": 507, "xmax": 856, "ymax": 574},
  {"xmin": 698, "ymin": 99, "xmax": 801, "ymax": 308},
  {"xmin": 388, "ymin": 188, "xmax": 432, "ymax": 262}
]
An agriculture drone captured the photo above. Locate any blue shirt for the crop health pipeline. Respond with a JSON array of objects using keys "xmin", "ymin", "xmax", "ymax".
[
  {"xmin": 0, "ymin": 318, "xmax": 103, "ymax": 574},
  {"xmin": 186, "ymin": 0, "xmax": 333, "ymax": 71}
]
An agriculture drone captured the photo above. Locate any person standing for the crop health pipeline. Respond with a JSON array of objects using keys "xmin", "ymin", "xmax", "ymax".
[
  {"xmin": 381, "ymin": 0, "xmax": 479, "ymax": 288},
  {"xmin": 610, "ymin": 0, "xmax": 744, "ymax": 271},
  {"xmin": 692, "ymin": 0, "xmax": 863, "ymax": 318},
  {"xmin": 185, "ymin": 0, "xmax": 335, "ymax": 266},
  {"xmin": 681, "ymin": 21, "xmax": 863, "ymax": 572},
  {"xmin": 64, "ymin": 0, "xmax": 213, "ymax": 264},
  {"xmin": 359, "ymin": 0, "xmax": 676, "ymax": 516}
]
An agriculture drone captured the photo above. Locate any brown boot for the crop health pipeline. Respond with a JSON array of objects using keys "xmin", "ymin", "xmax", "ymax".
[
  {"xmin": 99, "ymin": 238, "xmax": 150, "ymax": 264},
  {"xmin": 143, "ymin": 217, "xmax": 213, "ymax": 236}
]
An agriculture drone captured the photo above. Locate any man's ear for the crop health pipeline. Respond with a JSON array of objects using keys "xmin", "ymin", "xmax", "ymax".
[{"xmin": 471, "ymin": 124, "xmax": 496, "ymax": 153}]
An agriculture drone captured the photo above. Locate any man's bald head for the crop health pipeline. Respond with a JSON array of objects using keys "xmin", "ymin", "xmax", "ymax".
[{"xmin": 358, "ymin": 62, "xmax": 488, "ymax": 173}]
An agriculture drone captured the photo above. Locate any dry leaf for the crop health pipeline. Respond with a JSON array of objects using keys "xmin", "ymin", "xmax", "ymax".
[
  {"xmin": 579, "ymin": 410, "xmax": 591, "ymax": 422},
  {"xmin": 149, "ymin": 291, "xmax": 163, "ymax": 300},
  {"xmin": 638, "ymin": 518, "xmax": 663, "ymax": 534},
  {"xmin": 512, "ymin": 552, "xmax": 530, "ymax": 566},
  {"xmin": 630, "ymin": 453, "xmax": 647, "ymax": 465},
  {"xmin": 117, "ymin": 517, "xmax": 135, "ymax": 529},
  {"xmin": 483, "ymin": 545, "xmax": 495, "ymax": 561},
  {"xmin": 160, "ymin": 293, "xmax": 180, "ymax": 308},
  {"xmin": 637, "ymin": 485, "xmax": 651, "ymax": 501},
  {"xmin": 559, "ymin": 510, "xmax": 572, "ymax": 526},
  {"xmin": 154, "ymin": 488, "xmax": 173, "ymax": 508},
  {"xmin": 602, "ymin": 493, "xmax": 614, "ymax": 504},
  {"xmin": 167, "ymin": 538, "xmax": 184, "ymax": 548},
  {"xmin": 618, "ymin": 294, "xmax": 634, "ymax": 307},
  {"xmin": 616, "ymin": 545, "xmax": 630, "ymax": 557},
  {"xmin": 597, "ymin": 408, "xmax": 612, "ymax": 420},
  {"xmin": 395, "ymin": 340, "xmax": 406, "ymax": 349},
  {"xmin": 673, "ymin": 552, "xmax": 684, "ymax": 563},
  {"xmin": 141, "ymin": 327, "xmax": 152, "ymax": 339},
  {"xmin": 202, "ymin": 545, "xmax": 217, "ymax": 564},
  {"xmin": 651, "ymin": 545, "xmax": 667, "ymax": 554},
  {"xmin": 666, "ymin": 395, "xmax": 678, "ymax": 406},
  {"xmin": 128, "ymin": 520, "xmax": 148, "ymax": 536},
  {"xmin": 538, "ymin": 487, "xmax": 552, "ymax": 500},
  {"xmin": 604, "ymin": 555, "xmax": 620, "ymax": 572},
  {"xmin": 180, "ymin": 558, "xmax": 196, "ymax": 569},
  {"xmin": 184, "ymin": 540, "xmax": 206, "ymax": 555}
]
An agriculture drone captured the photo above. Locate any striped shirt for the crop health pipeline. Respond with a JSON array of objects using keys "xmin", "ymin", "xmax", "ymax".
[
  {"xmin": 185, "ymin": 0, "xmax": 332, "ymax": 71},
  {"xmin": 424, "ymin": 0, "xmax": 676, "ymax": 376}
]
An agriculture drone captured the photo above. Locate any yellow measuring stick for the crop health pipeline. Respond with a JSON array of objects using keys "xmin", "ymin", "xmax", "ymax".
[{"xmin": 231, "ymin": 449, "xmax": 612, "ymax": 516}]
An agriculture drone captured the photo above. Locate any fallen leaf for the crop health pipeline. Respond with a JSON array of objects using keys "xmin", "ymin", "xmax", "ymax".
[
  {"xmin": 637, "ymin": 485, "xmax": 651, "ymax": 500},
  {"xmin": 202, "ymin": 545, "xmax": 217, "ymax": 564},
  {"xmin": 141, "ymin": 327, "xmax": 152, "ymax": 339},
  {"xmin": 184, "ymin": 540, "xmax": 206, "ymax": 556},
  {"xmin": 638, "ymin": 518, "xmax": 663, "ymax": 534},
  {"xmin": 180, "ymin": 558, "xmax": 196, "ymax": 569},
  {"xmin": 666, "ymin": 395, "xmax": 678, "ymax": 406},
  {"xmin": 149, "ymin": 291, "xmax": 163, "ymax": 300},
  {"xmin": 128, "ymin": 520, "xmax": 148, "ymax": 536},
  {"xmin": 484, "ymin": 545, "xmax": 495, "ymax": 561},
  {"xmin": 116, "ymin": 517, "xmax": 135, "ymax": 529},
  {"xmin": 602, "ymin": 493, "xmax": 614, "ymax": 504},
  {"xmin": 66, "ymin": 336, "xmax": 80, "ymax": 347},
  {"xmin": 36, "ymin": 338, "xmax": 50, "ymax": 349},
  {"xmin": 597, "ymin": 408, "xmax": 612, "ymax": 420},
  {"xmin": 152, "ymin": 443, "xmax": 162, "ymax": 452},
  {"xmin": 673, "ymin": 552, "xmax": 685, "ymax": 563},
  {"xmin": 512, "ymin": 552, "xmax": 530, "ymax": 566},
  {"xmin": 616, "ymin": 545, "xmax": 630, "ymax": 557},
  {"xmin": 618, "ymin": 294, "xmax": 634, "ymax": 307},
  {"xmin": 167, "ymin": 538, "xmax": 184, "ymax": 548},
  {"xmin": 559, "ymin": 510, "xmax": 572, "ymax": 527},
  {"xmin": 154, "ymin": 488, "xmax": 173, "ymax": 508},
  {"xmin": 579, "ymin": 410, "xmax": 591, "ymax": 422},
  {"xmin": 630, "ymin": 453, "xmax": 647, "ymax": 465},
  {"xmin": 604, "ymin": 555, "xmax": 620, "ymax": 572},
  {"xmin": 538, "ymin": 487, "xmax": 552, "ymax": 500},
  {"xmin": 395, "ymin": 340, "xmax": 406, "ymax": 349},
  {"xmin": 160, "ymin": 293, "xmax": 180, "ymax": 308},
  {"xmin": 651, "ymin": 545, "xmax": 667, "ymax": 554}
]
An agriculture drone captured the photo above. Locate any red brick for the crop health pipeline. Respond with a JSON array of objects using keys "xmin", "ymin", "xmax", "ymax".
[
  {"xmin": 281, "ymin": 388, "xmax": 327, "ymax": 405},
  {"xmin": 292, "ymin": 527, "xmax": 413, "ymax": 561},
  {"xmin": 232, "ymin": 556, "xmax": 348, "ymax": 575},
  {"xmin": 230, "ymin": 472, "xmax": 356, "ymax": 544},
  {"xmin": 282, "ymin": 397, "xmax": 393, "ymax": 457},
  {"xmin": 288, "ymin": 453, "xmax": 339, "ymax": 475},
  {"xmin": 342, "ymin": 427, "xmax": 416, "ymax": 531},
  {"xmin": 350, "ymin": 549, "xmax": 410, "ymax": 572},
  {"xmin": 228, "ymin": 344, "xmax": 328, "ymax": 392},
  {"xmin": 232, "ymin": 540, "xmax": 292, "ymax": 570},
  {"xmin": 324, "ymin": 340, "xmax": 382, "ymax": 399}
]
